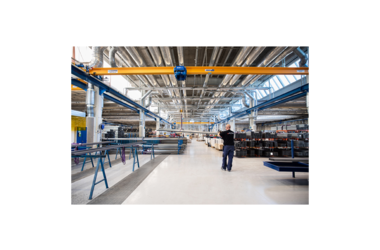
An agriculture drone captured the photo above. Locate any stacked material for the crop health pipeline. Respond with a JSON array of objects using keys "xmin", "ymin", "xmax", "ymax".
[
  {"xmin": 235, "ymin": 132, "xmax": 247, "ymax": 139},
  {"xmin": 247, "ymin": 149, "xmax": 256, "ymax": 157},
  {"xmin": 247, "ymin": 140, "xmax": 255, "ymax": 148},
  {"xmin": 278, "ymin": 150, "xmax": 291, "ymax": 156},
  {"xmin": 215, "ymin": 138, "xmax": 224, "ymax": 150},
  {"xmin": 211, "ymin": 138, "xmax": 217, "ymax": 148},
  {"xmin": 253, "ymin": 132, "xmax": 263, "ymax": 139},
  {"xmin": 293, "ymin": 140, "xmax": 306, "ymax": 148},
  {"xmin": 270, "ymin": 127, "xmax": 277, "ymax": 131},
  {"xmin": 286, "ymin": 125, "xmax": 298, "ymax": 130},
  {"xmin": 263, "ymin": 132, "xmax": 277, "ymax": 139},
  {"xmin": 263, "ymin": 151, "xmax": 278, "ymax": 157},
  {"xmin": 263, "ymin": 141, "xmax": 278, "ymax": 148},
  {"xmin": 297, "ymin": 124, "xmax": 309, "ymax": 130},
  {"xmin": 277, "ymin": 133, "xmax": 288, "ymax": 138},
  {"xmin": 294, "ymin": 150, "xmax": 309, "ymax": 157},
  {"xmin": 105, "ymin": 129, "xmax": 115, "ymax": 139},
  {"xmin": 235, "ymin": 149, "xmax": 247, "ymax": 157},
  {"xmin": 117, "ymin": 126, "xmax": 124, "ymax": 138},
  {"xmin": 234, "ymin": 141, "xmax": 242, "ymax": 149},
  {"xmin": 255, "ymin": 149, "xmax": 263, "ymax": 156}
]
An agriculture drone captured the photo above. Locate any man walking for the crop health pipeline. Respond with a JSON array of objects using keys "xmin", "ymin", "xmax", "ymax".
[{"xmin": 218, "ymin": 124, "xmax": 235, "ymax": 172}]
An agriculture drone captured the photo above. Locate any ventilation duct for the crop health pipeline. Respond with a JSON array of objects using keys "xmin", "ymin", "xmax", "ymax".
[
  {"xmin": 86, "ymin": 87, "xmax": 95, "ymax": 117},
  {"xmin": 87, "ymin": 46, "xmax": 107, "ymax": 68},
  {"xmin": 85, "ymin": 46, "xmax": 107, "ymax": 118}
]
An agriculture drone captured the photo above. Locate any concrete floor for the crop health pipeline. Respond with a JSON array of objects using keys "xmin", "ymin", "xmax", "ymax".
[
  {"xmin": 122, "ymin": 141, "xmax": 308, "ymax": 204},
  {"xmin": 72, "ymin": 141, "xmax": 308, "ymax": 205}
]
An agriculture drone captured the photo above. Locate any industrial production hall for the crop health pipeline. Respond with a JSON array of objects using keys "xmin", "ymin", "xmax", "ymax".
[{"xmin": 71, "ymin": 46, "xmax": 309, "ymax": 205}]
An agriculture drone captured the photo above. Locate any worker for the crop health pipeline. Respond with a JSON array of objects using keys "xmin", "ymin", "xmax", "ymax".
[{"xmin": 218, "ymin": 124, "xmax": 235, "ymax": 172}]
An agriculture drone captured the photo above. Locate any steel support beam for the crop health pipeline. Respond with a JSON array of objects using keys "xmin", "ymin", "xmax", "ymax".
[
  {"xmin": 216, "ymin": 84, "xmax": 309, "ymax": 124},
  {"xmin": 71, "ymin": 65, "xmax": 171, "ymax": 125}
]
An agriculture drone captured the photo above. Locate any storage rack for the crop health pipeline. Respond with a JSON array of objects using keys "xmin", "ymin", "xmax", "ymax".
[{"xmin": 233, "ymin": 131, "xmax": 309, "ymax": 158}]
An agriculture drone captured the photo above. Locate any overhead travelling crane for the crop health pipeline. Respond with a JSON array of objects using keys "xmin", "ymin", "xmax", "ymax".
[{"xmin": 88, "ymin": 66, "xmax": 309, "ymax": 76}]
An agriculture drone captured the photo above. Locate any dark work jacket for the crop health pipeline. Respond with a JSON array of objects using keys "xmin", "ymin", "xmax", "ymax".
[{"xmin": 220, "ymin": 130, "xmax": 234, "ymax": 145}]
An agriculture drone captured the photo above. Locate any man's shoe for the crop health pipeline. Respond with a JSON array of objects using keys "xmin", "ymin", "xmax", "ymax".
[
  {"xmin": 228, "ymin": 169, "xmax": 231, "ymax": 172},
  {"xmin": 221, "ymin": 166, "xmax": 226, "ymax": 171}
]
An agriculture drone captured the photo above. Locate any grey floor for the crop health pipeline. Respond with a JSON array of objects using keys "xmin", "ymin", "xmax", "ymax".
[{"xmin": 71, "ymin": 141, "xmax": 309, "ymax": 205}]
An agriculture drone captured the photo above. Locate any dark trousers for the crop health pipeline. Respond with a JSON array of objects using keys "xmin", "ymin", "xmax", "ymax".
[{"xmin": 222, "ymin": 145, "xmax": 235, "ymax": 171}]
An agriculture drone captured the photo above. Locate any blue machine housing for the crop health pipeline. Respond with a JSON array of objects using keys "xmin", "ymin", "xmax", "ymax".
[{"xmin": 174, "ymin": 66, "xmax": 187, "ymax": 81}]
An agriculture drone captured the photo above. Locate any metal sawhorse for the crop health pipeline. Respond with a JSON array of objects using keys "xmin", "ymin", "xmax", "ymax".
[
  {"xmin": 72, "ymin": 154, "xmax": 109, "ymax": 200},
  {"xmin": 142, "ymin": 144, "xmax": 155, "ymax": 160}
]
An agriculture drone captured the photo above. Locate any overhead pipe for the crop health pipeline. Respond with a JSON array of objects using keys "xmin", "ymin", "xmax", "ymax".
[
  {"xmin": 206, "ymin": 46, "xmax": 287, "ymax": 114},
  {"xmin": 109, "ymin": 47, "xmax": 138, "ymax": 94},
  {"xmin": 85, "ymin": 46, "xmax": 107, "ymax": 117},
  {"xmin": 114, "ymin": 47, "xmax": 151, "ymax": 87},
  {"xmin": 203, "ymin": 47, "xmax": 254, "ymax": 113},
  {"xmin": 238, "ymin": 47, "xmax": 288, "ymax": 88},
  {"xmin": 200, "ymin": 47, "xmax": 220, "ymax": 98},
  {"xmin": 245, "ymin": 47, "xmax": 297, "ymax": 88},
  {"xmin": 294, "ymin": 47, "xmax": 308, "ymax": 67},
  {"xmin": 226, "ymin": 47, "xmax": 266, "ymax": 90},
  {"xmin": 177, "ymin": 47, "xmax": 188, "ymax": 118},
  {"xmin": 160, "ymin": 47, "xmax": 182, "ymax": 108},
  {"xmin": 147, "ymin": 47, "xmax": 178, "ymax": 111},
  {"xmin": 124, "ymin": 47, "xmax": 164, "ymax": 96}
]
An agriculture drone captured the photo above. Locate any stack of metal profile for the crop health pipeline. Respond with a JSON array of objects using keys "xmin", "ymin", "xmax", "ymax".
[
  {"xmin": 278, "ymin": 150, "xmax": 291, "ymax": 156},
  {"xmin": 297, "ymin": 124, "xmax": 309, "ymax": 130},
  {"xmin": 234, "ymin": 141, "xmax": 242, "ymax": 149},
  {"xmin": 247, "ymin": 149, "xmax": 256, "ymax": 157},
  {"xmin": 247, "ymin": 140, "xmax": 255, "ymax": 148},
  {"xmin": 293, "ymin": 140, "xmax": 306, "ymax": 148},
  {"xmin": 277, "ymin": 141, "xmax": 287, "ymax": 147},
  {"xmin": 255, "ymin": 149, "xmax": 263, "ymax": 156},
  {"xmin": 235, "ymin": 149, "xmax": 247, "ymax": 157},
  {"xmin": 277, "ymin": 133, "xmax": 288, "ymax": 138},
  {"xmin": 235, "ymin": 133, "xmax": 247, "ymax": 139},
  {"xmin": 287, "ymin": 133, "xmax": 299, "ymax": 139},
  {"xmin": 287, "ymin": 125, "xmax": 298, "ymax": 130},
  {"xmin": 252, "ymin": 132, "xmax": 262, "ymax": 139},
  {"xmin": 263, "ymin": 151, "xmax": 278, "ymax": 157}
]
